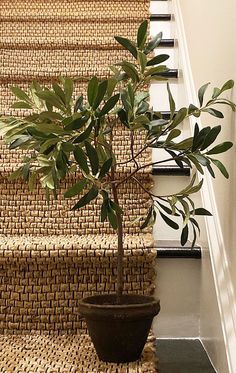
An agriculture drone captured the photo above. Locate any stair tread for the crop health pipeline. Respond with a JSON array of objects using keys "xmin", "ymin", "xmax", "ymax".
[{"xmin": 0, "ymin": 333, "xmax": 157, "ymax": 372}]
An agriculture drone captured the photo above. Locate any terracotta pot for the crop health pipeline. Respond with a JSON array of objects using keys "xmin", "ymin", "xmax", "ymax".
[{"xmin": 79, "ymin": 293, "xmax": 160, "ymax": 363}]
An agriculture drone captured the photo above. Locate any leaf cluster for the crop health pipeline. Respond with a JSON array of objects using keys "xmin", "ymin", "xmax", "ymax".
[{"xmin": 0, "ymin": 21, "xmax": 235, "ymax": 247}]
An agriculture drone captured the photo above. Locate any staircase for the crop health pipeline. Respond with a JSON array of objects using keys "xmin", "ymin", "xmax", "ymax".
[{"xmin": 0, "ymin": 0, "xmax": 218, "ymax": 372}]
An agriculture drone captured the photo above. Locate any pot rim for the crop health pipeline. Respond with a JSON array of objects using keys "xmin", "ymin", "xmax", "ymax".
[{"xmin": 79, "ymin": 293, "xmax": 160, "ymax": 310}]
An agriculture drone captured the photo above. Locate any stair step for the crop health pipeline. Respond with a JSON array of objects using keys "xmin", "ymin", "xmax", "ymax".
[
  {"xmin": 0, "ymin": 334, "xmax": 157, "ymax": 372},
  {"xmin": 154, "ymin": 240, "xmax": 201, "ymax": 259},
  {"xmin": 150, "ymin": 14, "xmax": 172, "ymax": 21},
  {"xmin": 0, "ymin": 234, "xmax": 156, "ymax": 333},
  {"xmin": 156, "ymin": 339, "xmax": 216, "ymax": 373},
  {"xmin": 152, "ymin": 165, "xmax": 191, "ymax": 176}
]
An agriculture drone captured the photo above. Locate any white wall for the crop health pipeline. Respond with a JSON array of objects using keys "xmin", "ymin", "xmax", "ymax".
[
  {"xmin": 153, "ymin": 258, "xmax": 200, "ymax": 338},
  {"xmin": 177, "ymin": 1, "xmax": 236, "ymax": 371},
  {"xmin": 178, "ymin": 0, "xmax": 236, "ymax": 294}
]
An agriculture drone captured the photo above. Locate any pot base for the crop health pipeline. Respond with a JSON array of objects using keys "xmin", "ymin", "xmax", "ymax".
[{"xmin": 79, "ymin": 294, "xmax": 160, "ymax": 363}]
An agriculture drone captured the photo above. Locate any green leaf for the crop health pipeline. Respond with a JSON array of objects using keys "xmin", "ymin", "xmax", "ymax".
[
  {"xmin": 114, "ymin": 36, "xmax": 137, "ymax": 58},
  {"xmin": 85, "ymin": 141, "xmax": 99, "ymax": 175},
  {"xmin": 93, "ymin": 80, "xmax": 108, "ymax": 109},
  {"xmin": 201, "ymin": 125, "xmax": 221, "ymax": 150},
  {"xmin": 63, "ymin": 77, "xmax": 74, "ymax": 106},
  {"xmin": 144, "ymin": 32, "xmax": 162, "ymax": 54},
  {"xmin": 64, "ymin": 178, "xmax": 87, "ymax": 198},
  {"xmin": 22, "ymin": 163, "xmax": 30, "ymax": 181},
  {"xmin": 61, "ymin": 142, "xmax": 74, "ymax": 153},
  {"xmin": 101, "ymin": 200, "xmax": 109, "ymax": 222},
  {"xmin": 193, "ymin": 154, "xmax": 210, "ymax": 166},
  {"xmin": 107, "ymin": 207, "xmax": 118, "ymax": 229},
  {"xmin": 192, "ymin": 126, "xmax": 211, "ymax": 152},
  {"xmin": 188, "ymin": 154, "xmax": 204, "ymax": 174},
  {"xmin": 140, "ymin": 207, "xmax": 153, "ymax": 229},
  {"xmin": 206, "ymin": 163, "xmax": 215, "ymax": 178},
  {"xmin": 198, "ymin": 82, "xmax": 210, "ymax": 106},
  {"xmin": 11, "ymin": 86, "xmax": 31, "ymax": 103},
  {"xmin": 138, "ymin": 51, "xmax": 147, "ymax": 73},
  {"xmin": 120, "ymin": 61, "xmax": 139, "ymax": 82},
  {"xmin": 36, "ymin": 90, "xmax": 65, "ymax": 112},
  {"xmin": 202, "ymin": 108, "xmax": 224, "ymax": 118},
  {"xmin": 9, "ymin": 167, "xmax": 23, "ymax": 181},
  {"xmin": 144, "ymin": 65, "xmax": 168, "ymax": 77},
  {"xmin": 210, "ymin": 158, "xmax": 229, "ymax": 178},
  {"xmin": 40, "ymin": 137, "xmax": 59, "ymax": 154},
  {"xmin": 157, "ymin": 201, "xmax": 175, "ymax": 215},
  {"xmin": 99, "ymin": 158, "xmax": 113, "ymax": 179},
  {"xmin": 99, "ymin": 94, "xmax": 120, "ymax": 117},
  {"xmin": 64, "ymin": 113, "xmax": 90, "ymax": 131},
  {"xmin": 28, "ymin": 171, "xmax": 37, "ymax": 191},
  {"xmin": 109, "ymin": 200, "xmax": 123, "ymax": 215},
  {"xmin": 181, "ymin": 225, "xmax": 189, "ymax": 246},
  {"xmin": 137, "ymin": 20, "xmax": 148, "ymax": 49},
  {"xmin": 159, "ymin": 211, "xmax": 179, "ymax": 230},
  {"xmin": 106, "ymin": 78, "xmax": 118, "ymax": 99},
  {"xmin": 193, "ymin": 208, "xmax": 212, "ymax": 216},
  {"xmin": 52, "ymin": 82, "xmax": 66, "ymax": 105},
  {"xmin": 74, "ymin": 95, "xmax": 84, "ymax": 112},
  {"xmin": 36, "ymin": 122, "xmax": 65, "ymax": 135},
  {"xmin": 72, "ymin": 186, "xmax": 98, "ymax": 210},
  {"xmin": 56, "ymin": 150, "xmax": 68, "ymax": 179},
  {"xmin": 188, "ymin": 104, "xmax": 199, "ymax": 115},
  {"xmin": 73, "ymin": 146, "xmax": 89, "ymax": 174},
  {"xmin": 9, "ymin": 135, "xmax": 31, "ymax": 149},
  {"xmin": 12, "ymin": 102, "xmax": 32, "ymax": 109},
  {"xmin": 220, "ymin": 79, "xmax": 234, "ymax": 94},
  {"xmin": 147, "ymin": 54, "xmax": 169, "ymax": 66},
  {"xmin": 73, "ymin": 122, "xmax": 93, "ymax": 143},
  {"xmin": 170, "ymin": 108, "xmax": 187, "ymax": 128},
  {"xmin": 207, "ymin": 141, "xmax": 233, "ymax": 155},
  {"xmin": 167, "ymin": 83, "xmax": 176, "ymax": 119},
  {"xmin": 87, "ymin": 77, "xmax": 99, "ymax": 107},
  {"xmin": 166, "ymin": 129, "xmax": 181, "ymax": 143},
  {"xmin": 212, "ymin": 87, "xmax": 221, "ymax": 99},
  {"xmin": 39, "ymin": 111, "xmax": 63, "ymax": 121}
]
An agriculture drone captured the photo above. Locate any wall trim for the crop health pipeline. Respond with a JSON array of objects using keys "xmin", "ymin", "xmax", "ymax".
[{"xmin": 172, "ymin": 1, "xmax": 236, "ymax": 372}]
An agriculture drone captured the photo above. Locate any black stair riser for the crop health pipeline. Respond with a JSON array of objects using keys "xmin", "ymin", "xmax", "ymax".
[
  {"xmin": 154, "ymin": 241, "xmax": 201, "ymax": 259},
  {"xmin": 157, "ymin": 69, "xmax": 178, "ymax": 78},
  {"xmin": 159, "ymin": 39, "xmax": 175, "ymax": 47},
  {"xmin": 150, "ymin": 14, "xmax": 171, "ymax": 21},
  {"xmin": 156, "ymin": 249, "xmax": 201, "ymax": 259},
  {"xmin": 155, "ymin": 111, "xmax": 176, "ymax": 120},
  {"xmin": 152, "ymin": 166, "xmax": 191, "ymax": 176}
]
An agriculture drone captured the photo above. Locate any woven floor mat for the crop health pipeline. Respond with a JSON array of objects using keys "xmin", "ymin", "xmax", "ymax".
[{"xmin": 0, "ymin": 333, "xmax": 158, "ymax": 372}]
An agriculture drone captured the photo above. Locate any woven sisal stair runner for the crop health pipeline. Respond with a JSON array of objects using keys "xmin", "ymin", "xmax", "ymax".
[{"xmin": 0, "ymin": 1, "xmax": 158, "ymax": 371}]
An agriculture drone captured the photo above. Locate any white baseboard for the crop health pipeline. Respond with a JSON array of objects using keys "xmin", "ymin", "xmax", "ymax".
[{"xmin": 172, "ymin": 1, "xmax": 236, "ymax": 372}]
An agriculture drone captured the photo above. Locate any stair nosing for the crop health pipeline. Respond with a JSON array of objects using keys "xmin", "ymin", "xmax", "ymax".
[{"xmin": 150, "ymin": 14, "xmax": 172, "ymax": 21}]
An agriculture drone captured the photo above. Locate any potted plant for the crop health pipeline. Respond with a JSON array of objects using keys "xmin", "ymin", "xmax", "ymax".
[{"xmin": 0, "ymin": 21, "xmax": 235, "ymax": 363}]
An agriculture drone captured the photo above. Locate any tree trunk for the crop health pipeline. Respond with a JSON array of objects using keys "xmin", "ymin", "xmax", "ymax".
[{"xmin": 111, "ymin": 180, "xmax": 124, "ymax": 304}]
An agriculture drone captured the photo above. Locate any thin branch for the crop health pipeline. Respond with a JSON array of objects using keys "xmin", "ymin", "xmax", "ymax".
[
  {"xmin": 115, "ymin": 151, "xmax": 187, "ymax": 187},
  {"xmin": 130, "ymin": 131, "xmax": 139, "ymax": 170}
]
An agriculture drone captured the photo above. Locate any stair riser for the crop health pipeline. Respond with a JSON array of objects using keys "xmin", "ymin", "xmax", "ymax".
[
  {"xmin": 150, "ymin": 0, "xmax": 170, "ymax": 14},
  {"xmin": 0, "ymin": 251, "xmax": 156, "ymax": 334},
  {"xmin": 150, "ymin": 20, "xmax": 172, "ymax": 39},
  {"xmin": 0, "ymin": 175, "xmax": 152, "ymax": 236}
]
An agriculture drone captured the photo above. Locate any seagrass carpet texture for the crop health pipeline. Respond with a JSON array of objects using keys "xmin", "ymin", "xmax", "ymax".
[{"xmin": 0, "ymin": 0, "xmax": 158, "ymax": 371}]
